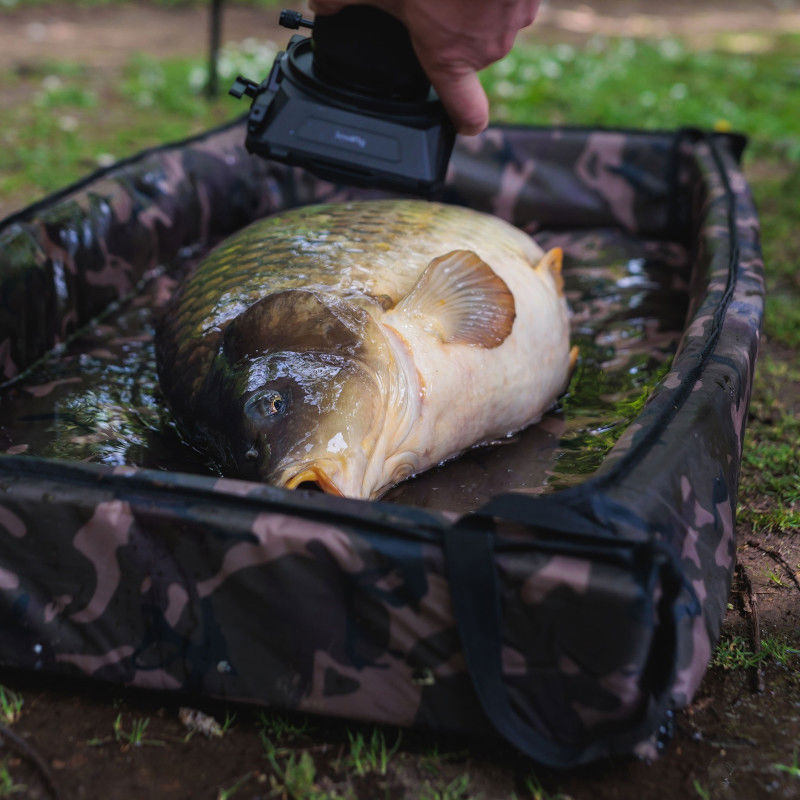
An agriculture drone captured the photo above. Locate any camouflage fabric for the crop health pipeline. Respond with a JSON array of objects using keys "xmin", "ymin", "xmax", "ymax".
[{"xmin": 0, "ymin": 122, "xmax": 762, "ymax": 766}]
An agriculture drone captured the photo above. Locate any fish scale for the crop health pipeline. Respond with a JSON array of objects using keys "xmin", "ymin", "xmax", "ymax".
[{"xmin": 170, "ymin": 200, "xmax": 523, "ymax": 346}]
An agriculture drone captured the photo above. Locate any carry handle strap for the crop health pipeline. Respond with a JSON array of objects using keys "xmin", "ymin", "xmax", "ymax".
[
  {"xmin": 444, "ymin": 505, "xmax": 688, "ymax": 766},
  {"xmin": 469, "ymin": 492, "xmax": 608, "ymax": 539},
  {"xmin": 443, "ymin": 522, "xmax": 586, "ymax": 767}
]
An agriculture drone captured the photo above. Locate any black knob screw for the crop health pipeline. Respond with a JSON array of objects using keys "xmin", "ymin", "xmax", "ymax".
[{"xmin": 279, "ymin": 9, "xmax": 314, "ymax": 30}]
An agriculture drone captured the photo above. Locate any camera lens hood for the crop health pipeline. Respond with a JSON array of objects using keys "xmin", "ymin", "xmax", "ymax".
[
  {"xmin": 285, "ymin": 37, "xmax": 441, "ymax": 122},
  {"xmin": 230, "ymin": 19, "xmax": 456, "ymax": 196}
]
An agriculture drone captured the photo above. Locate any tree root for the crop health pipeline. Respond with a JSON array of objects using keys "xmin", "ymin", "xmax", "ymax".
[
  {"xmin": 746, "ymin": 539, "xmax": 800, "ymax": 593},
  {"xmin": 733, "ymin": 562, "xmax": 764, "ymax": 694},
  {"xmin": 0, "ymin": 723, "xmax": 63, "ymax": 800}
]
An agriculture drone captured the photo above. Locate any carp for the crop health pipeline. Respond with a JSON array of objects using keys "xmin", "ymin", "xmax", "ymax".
[{"xmin": 155, "ymin": 199, "xmax": 575, "ymax": 500}]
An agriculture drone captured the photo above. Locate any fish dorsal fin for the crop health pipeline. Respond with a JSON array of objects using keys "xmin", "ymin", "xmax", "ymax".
[
  {"xmin": 395, "ymin": 249, "xmax": 515, "ymax": 348},
  {"xmin": 536, "ymin": 247, "xmax": 564, "ymax": 296}
]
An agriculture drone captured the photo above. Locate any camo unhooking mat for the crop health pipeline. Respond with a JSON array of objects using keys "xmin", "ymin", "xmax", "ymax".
[{"xmin": 0, "ymin": 121, "xmax": 763, "ymax": 766}]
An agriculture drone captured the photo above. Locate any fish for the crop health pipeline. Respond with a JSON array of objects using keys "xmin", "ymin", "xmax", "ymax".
[{"xmin": 155, "ymin": 199, "xmax": 575, "ymax": 500}]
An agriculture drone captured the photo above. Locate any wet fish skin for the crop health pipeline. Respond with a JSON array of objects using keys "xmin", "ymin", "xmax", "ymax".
[{"xmin": 156, "ymin": 199, "xmax": 572, "ymax": 499}]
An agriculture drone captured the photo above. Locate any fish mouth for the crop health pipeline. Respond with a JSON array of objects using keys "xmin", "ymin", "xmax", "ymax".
[{"xmin": 281, "ymin": 464, "xmax": 344, "ymax": 496}]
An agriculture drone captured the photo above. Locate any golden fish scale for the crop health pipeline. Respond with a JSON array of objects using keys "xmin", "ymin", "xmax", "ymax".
[{"xmin": 171, "ymin": 200, "xmax": 532, "ymax": 349}]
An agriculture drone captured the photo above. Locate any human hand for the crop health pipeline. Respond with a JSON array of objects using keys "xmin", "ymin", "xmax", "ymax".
[{"xmin": 308, "ymin": 0, "xmax": 540, "ymax": 135}]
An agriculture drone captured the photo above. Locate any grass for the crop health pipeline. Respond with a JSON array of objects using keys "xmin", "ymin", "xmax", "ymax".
[
  {"xmin": 345, "ymin": 728, "xmax": 402, "ymax": 777},
  {"xmin": 750, "ymin": 162, "xmax": 800, "ymax": 350},
  {"xmin": 693, "ymin": 780, "xmax": 711, "ymax": 800},
  {"xmin": 261, "ymin": 736, "xmax": 340, "ymax": 800},
  {"xmin": 0, "ymin": 687, "xmax": 23, "ymax": 725},
  {"xmin": 217, "ymin": 772, "xmax": 257, "ymax": 800},
  {"xmin": 112, "ymin": 713, "xmax": 165, "ymax": 748},
  {"xmin": 256, "ymin": 725, "xmax": 411, "ymax": 798},
  {"xmin": 773, "ymin": 751, "xmax": 800, "ymax": 779},
  {"xmin": 711, "ymin": 635, "xmax": 800, "ymax": 671},
  {"xmin": 275, "ymin": 751, "xmax": 325, "ymax": 799},
  {"xmin": 767, "ymin": 567, "xmax": 787, "ymax": 588},
  {"xmin": 0, "ymin": 36, "xmax": 285, "ymax": 212},
  {"xmin": 258, "ymin": 710, "xmax": 313, "ymax": 741},
  {"xmin": 418, "ymin": 744, "xmax": 469, "ymax": 777},
  {"xmin": 419, "ymin": 774, "xmax": 472, "ymax": 800},
  {"xmin": 737, "ymin": 355, "xmax": 800, "ymax": 534},
  {"xmin": 0, "ymin": 759, "xmax": 25, "ymax": 798},
  {"xmin": 481, "ymin": 34, "xmax": 800, "ymax": 159},
  {"xmin": 519, "ymin": 773, "xmax": 572, "ymax": 800}
]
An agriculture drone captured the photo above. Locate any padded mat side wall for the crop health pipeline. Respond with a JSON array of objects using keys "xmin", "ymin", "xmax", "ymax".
[
  {"xmin": 0, "ymin": 124, "xmax": 688, "ymax": 384},
  {"xmin": 573, "ymin": 132, "xmax": 763, "ymax": 709},
  {"xmin": 0, "ymin": 122, "xmax": 321, "ymax": 383}
]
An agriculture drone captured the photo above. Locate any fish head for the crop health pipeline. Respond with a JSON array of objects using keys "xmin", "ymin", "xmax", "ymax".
[{"xmin": 207, "ymin": 289, "xmax": 392, "ymax": 497}]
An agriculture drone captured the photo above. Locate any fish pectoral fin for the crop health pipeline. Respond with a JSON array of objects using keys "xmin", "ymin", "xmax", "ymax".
[
  {"xmin": 396, "ymin": 249, "xmax": 515, "ymax": 348},
  {"xmin": 535, "ymin": 247, "xmax": 565, "ymax": 296}
]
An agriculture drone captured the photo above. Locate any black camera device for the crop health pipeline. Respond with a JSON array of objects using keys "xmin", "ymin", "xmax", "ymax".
[{"xmin": 229, "ymin": 6, "xmax": 456, "ymax": 195}]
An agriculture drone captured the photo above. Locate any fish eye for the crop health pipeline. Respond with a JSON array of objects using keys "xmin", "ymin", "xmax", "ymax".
[
  {"xmin": 268, "ymin": 395, "xmax": 285, "ymax": 414},
  {"xmin": 261, "ymin": 392, "xmax": 285, "ymax": 416},
  {"xmin": 246, "ymin": 390, "xmax": 288, "ymax": 421}
]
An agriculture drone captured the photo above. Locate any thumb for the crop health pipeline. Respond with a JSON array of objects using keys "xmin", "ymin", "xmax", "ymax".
[
  {"xmin": 308, "ymin": 0, "xmax": 348, "ymax": 15},
  {"xmin": 426, "ymin": 67, "xmax": 489, "ymax": 136}
]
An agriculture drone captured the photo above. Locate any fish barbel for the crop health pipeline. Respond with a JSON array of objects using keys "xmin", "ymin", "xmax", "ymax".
[{"xmin": 155, "ymin": 199, "xmax": 575, "ymax": 499}]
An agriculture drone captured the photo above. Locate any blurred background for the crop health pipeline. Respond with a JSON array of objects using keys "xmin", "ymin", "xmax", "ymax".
[{"xmin": 1, "ymin": 0, "xmax": 798, "ymax": 218}]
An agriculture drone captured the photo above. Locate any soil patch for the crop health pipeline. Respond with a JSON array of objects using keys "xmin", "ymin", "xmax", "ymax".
[{"xmin": 0, "ymin": 4, "xmax": 286, "ymax": 71}]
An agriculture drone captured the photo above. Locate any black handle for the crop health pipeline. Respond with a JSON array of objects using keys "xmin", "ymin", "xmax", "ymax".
[{"xmin": 312, "ymin": 5, "xmax": 430, "ymax": 101}]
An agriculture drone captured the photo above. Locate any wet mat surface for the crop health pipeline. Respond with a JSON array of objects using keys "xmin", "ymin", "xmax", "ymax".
[{"xmin": 0, "ymin": 227, "xmax": 688, "ymax": 511}]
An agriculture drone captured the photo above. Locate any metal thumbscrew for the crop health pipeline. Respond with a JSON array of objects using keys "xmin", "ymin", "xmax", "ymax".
[{"xmin": 279, "ymin": 9, "xmax": 314, "ymax": 30}]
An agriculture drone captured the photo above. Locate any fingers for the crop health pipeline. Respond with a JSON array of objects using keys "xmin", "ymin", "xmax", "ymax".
[
  {"xmin": 425, "ymin": 65, "xmax": 489, "ymax": 136},
  {"xmin": 309, "ymin": 0, "xmax": 398, "ymax": 15},
  {"xmin": 304, "ymin": 0, "xmax": 534, "ymax": 135},
  {"xmin": 308, "ymin": 0, "xmax": 347, "ymax": 15}
]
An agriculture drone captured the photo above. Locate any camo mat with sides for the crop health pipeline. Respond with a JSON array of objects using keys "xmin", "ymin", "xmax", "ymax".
[{"xmin": 0, "ymin": 122, "xmax": 763, "ymax": 766}]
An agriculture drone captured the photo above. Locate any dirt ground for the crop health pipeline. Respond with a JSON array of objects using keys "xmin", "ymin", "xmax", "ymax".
[
  {"xmin": 0, "ymin": 0, "xmax": 799, "ymax": 72},
  {"xmin": 0, "ymin": 2, "xmax": 799, "ymax": 799}
]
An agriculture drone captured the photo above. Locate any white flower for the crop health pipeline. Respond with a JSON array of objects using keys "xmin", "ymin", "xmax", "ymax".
[
  {"xmin": 541, "ymin": 58, "xmax": 563, "ymax": 80},
  {"xmin": 658, "ymin": 39, "xmax": 683, "ymax": 61},
  {"xmin": 42, "ymin": 75, "xmax": 62, "ymax": 92},
  {"xmin": 494, "ymin": 57, "xmax": 515, "ymax": 78},
  {"xmin": 639, "ymin": 91, "xmax": 657, "ymax": 108},
  {"xmin": 555, "ymin": 43, "xmax": 576, "ymax": 62},
  {"xmin": 58, "ymin": 115, "xmax": 78, "ymax": 132},
  {"xmin": 588, "ymin": 36, "xmax": 607, "ymax": 54},
  {"xmin": 188, "ymin": 66, "xmax": 207, "ymax": 91},
  {"xmin": 25, "ymin": 21, "xmax": 47, "ymax": 41},
  {"xmin": 218, "ymin": 55, "xmax": 236, "ymax": 80},
  {"xmin": 618, "ymin": 39, "xmax": 637, "ymax": 60},
  {"xmin": 141, "ymin": 68, "xmax": 165, "ymax": 89},
  {"xmin": 494, "ymin": 80, "xmax": 517, "ymax": 99},
  {"xmin": 669, "ymin": 83, "xmax": 688, "ymax": 101}
]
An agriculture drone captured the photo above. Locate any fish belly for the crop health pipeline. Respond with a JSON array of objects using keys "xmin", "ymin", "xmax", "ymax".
[{"xmin": 379, "ymin": 243, "xmax": 571, "ymax": 482}]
